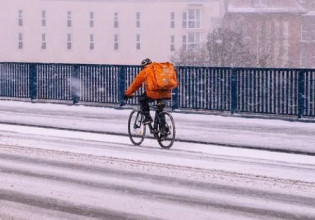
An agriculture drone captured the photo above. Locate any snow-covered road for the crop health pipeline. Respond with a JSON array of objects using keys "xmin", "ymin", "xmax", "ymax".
[
  {"xmin": 0, "ymin": 124, "xmax": 315, "ymax": 220},
  {"xmin": 0, "ymin": 100, "xmax": 315, "ymax": 154},
  {"xmin": 0, "ymin": 100, "xmax": 315, "ymax": 219}
]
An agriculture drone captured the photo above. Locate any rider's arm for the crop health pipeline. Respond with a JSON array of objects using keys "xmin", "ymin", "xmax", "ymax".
[{"xmin": 125, "ymin": 69, "xmax": 147, "ymax": 96}]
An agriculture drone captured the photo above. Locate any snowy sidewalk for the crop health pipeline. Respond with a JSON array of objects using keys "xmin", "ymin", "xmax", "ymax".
[{"xmin": 0, "ymin": 100, "xmax": 314, "ymax": 154}]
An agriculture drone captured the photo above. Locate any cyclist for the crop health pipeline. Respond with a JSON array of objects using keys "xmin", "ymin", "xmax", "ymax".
[{"xmin": 124, "ymin": 58, "xmax": 175, "ymax": 127}]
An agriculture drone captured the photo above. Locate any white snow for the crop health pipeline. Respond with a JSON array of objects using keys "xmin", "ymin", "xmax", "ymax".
[
  {"xmin": 0, "ymin": 100, "xmax": 314, "ymax": 154},
  {"xmin": 0, "ymin": 100, "xmax": 314, "ymax": 183},
  {"xmin": 0, "ymin": 99, "xmax": 315, "ymax": 219}
]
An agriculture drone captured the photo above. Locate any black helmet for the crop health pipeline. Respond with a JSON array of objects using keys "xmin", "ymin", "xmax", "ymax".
[{"xmin": 141, "ymin": 58, "xmax": 152, "ymax": 67}]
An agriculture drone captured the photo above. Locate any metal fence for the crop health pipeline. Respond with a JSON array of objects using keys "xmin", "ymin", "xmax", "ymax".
[{"xmin": 0, "ymin": 62, "xmax": 314, "ymax": 118}]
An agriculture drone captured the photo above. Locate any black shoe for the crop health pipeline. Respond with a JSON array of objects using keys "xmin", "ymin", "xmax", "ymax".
[
  {"xmin": 143, "ymin": 116, "xmax": 153, "ymax": 124},
  {"xmin": 161, "ymin": 125, "xmax": 170, "ymax": 135},
  {"xmin": 159, "ymin": 126, "xmax": 170, "ymax": 141},
  {"xmin": 159, "ymin": 133, "xmax": 168, "ymax": 141}
]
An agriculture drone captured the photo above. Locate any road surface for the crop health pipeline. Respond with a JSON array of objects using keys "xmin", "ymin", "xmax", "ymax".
[{"xmin": 0, "ymin": 124, "xmax": 314, "ymax": 220}]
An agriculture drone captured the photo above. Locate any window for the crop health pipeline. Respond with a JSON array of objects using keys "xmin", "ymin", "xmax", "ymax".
[
  {"xmin": 171, "ymin": 12, "xmax": 175, "ymax": 28},
  {"xmin": 301, "ymin": 23, "xmax": 307, "ymax": 41},
  {"xmin": 67, "ymin": 11, "xmax": 72, "ymax": 27},
  {"xmin": 67, "ymin": 33, "xmax": 72, "ymax": 50},
  {"xmin": 41, "ymin": 33, "xmax": 46, "ymax": 49},
  {"xmin": 42, "ymin": 10, "xmax": 46, "ymax": 27},
  {"xmin": 18, "ymin": 33, "xmax": 23, "ymax": 49},
  {"xmin": 182, "ymin": 9, "xmax": 201, "ymax": 29},
  {"xmin": 170, "ymin": 35, "xmax": 175, "ymax": 51},
  {"xmin": 182, "ymin": 35, "xmax": 187, "ymax": 50},
  {"xmin": 300, "ymin": 49, "xmax": 307, "ymax": 67},
  {"xmin": 90, "ymin": 34, "xmax": 94, "ymax": 50},
  {"xmin": 136, "ymin": 34, "xmax": 140, "ymax": 50},
  {"xmin": 114, "ymin": 12, "xmax": 119, "ymax": 28},
  {"xmin": 90, "ymin": 12, "xmax": 94, "ymax": 28},
  {"xmin": 252, "ymin": 0, "xmax": 267, "ymax": 6},
  {"xmin": 182, "ymin": 12, "xmax": 187, "ymax": 28},
  {"xmin": 188, "ymin": 32, "xmax": 200, "ymax": 49},
  {"xmin": 114, "ymin": 34, "xmax": 119, "ymax": 50},
  {"xmin": 136, "ymin": 12, "xmax": 140, "ymax": 28},
  {"xmin": 182, "ymin": 32, "xmax": 200, "ymax": 50},
  {"xmin": 18, "ymin": 10, "xmax": 23, "ymax": 26},
  {"xmin": 312, "ymin": 24, "xmax": 315, "ymax": 41}
]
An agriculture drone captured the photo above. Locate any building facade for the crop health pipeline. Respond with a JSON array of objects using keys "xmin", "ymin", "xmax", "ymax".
[
  {"xmin": 299, "ymin": 0, "xmax": 315, "ymax": 68},
  {"xmin": 0, "ymin": 0, "xmax": 224, "ymax": 65},
  {"xmin": 224, "ymin": 0, "xmax": 306, "ymax": 68}
]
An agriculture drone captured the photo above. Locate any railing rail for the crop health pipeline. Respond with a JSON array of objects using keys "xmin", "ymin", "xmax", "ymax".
[{"xmin": 0, "ymin": 62, "xmax": 314, "ymax": 118}]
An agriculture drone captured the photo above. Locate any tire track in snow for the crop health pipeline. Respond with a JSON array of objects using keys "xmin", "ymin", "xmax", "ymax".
[
  {"xmin": 1, "ymin": 152, "xmax": 315, "ymax": 220},
  {"xmin": 1, "ymin": 120, "xmax": 315, "ymax": 156},
  {"xmin": 0, "ymin": 189, "xmax": 159, "ymax": 220},
  {"xmin": 2, "ymin": 130, "xmax": 315, "ymax": 174},
  {"xmin": 0, "ymin": 152, "xmax": 314, "ymax": 208}
]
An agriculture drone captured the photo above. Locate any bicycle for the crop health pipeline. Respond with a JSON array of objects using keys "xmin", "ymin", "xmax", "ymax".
[{"xmin": 127, "ymin": 97, "xmax": 176, "ymax": 149}]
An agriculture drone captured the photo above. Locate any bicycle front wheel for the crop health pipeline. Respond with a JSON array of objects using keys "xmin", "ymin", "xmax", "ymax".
[
  {"xmin": 128, "ymin": 110, "xmax": 146, "ymax": 146},
  {"xmin": 157, "ymin": 112, "xmax": 176, "ymax": 149}
]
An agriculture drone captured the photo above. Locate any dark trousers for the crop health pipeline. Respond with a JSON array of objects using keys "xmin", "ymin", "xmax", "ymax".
[
  {"xmin": 139, "ymin": 93, "xmax": 167, "ymax": 131},
  {"xmin": 139, "ymin": 93, "xmax": 154, "ymax": 117}
]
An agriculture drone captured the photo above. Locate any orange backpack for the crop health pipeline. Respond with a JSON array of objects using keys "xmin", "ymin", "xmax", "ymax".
[{"xmin": 149, "ymin": 62, "xmax": 178, "ymax": 91}]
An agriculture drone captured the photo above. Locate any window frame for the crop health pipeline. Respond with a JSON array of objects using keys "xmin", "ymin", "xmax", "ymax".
[
  {"xmin": 41, "ymin": 33, "xmax": 46, "ymax": 50},
  {"xmin": 114, "ymin": 12, "xmax": 119, "ymax": 28},
  {"xmin": 170, "ymin": 35, "xmax": 175, "ymax": 51},
  {"xmin": 90, "ymin": 12, "xmax": 94, "ymax": 28},
  {"xmin": 182, "ymin": 9, "xmax": 201, "ymax": 29},
  {"xmin": 90, "ymin": 34, "xmax": 94, "ymax": 50},
  {"xmin": 18, "ymin": 10, "xmax": 23, "ymax": 27},
  {"xmin": 171, "ymin": 12, "xmax": 175, "ymax": 28},
  {"xmin": 182, "ymin": 35, "xmax": 187, "ymax": 50},
  {"xmin": 41, "ymin": 10, "xmax": 46, "ymax": 27},
  {"xmin": 136, "ymin": 34, "xmax": 140, "ymax": 50},
  {"xmin": 311, "ymin": 24, "xmax": 315, "ymax": 41},
  {"xmin": 18, "ymin": 33, "xmax": 23, "ymax": 49},
  {"xmin": 67, "ymin": 11, "xmax": 72, "ymax": 27},
  {"xmin": 301, "ymin": 23, "xmax": 307, "ymax": 41},
  {"xmin": 182, "ymin": 32, "xmax": 200, "ymax": 50},
  {"xmin": 136, "ymin": 12, "xmax": 141, "ymax": 28},
  {"xmin": 252, "ymin": 0, "xmax": 267, "ymax": 6},
  {"xmin": 114, "ymin": 34, "xmax": 119, "ymax": 50},
  {"xmin": 300, "ymin": 49, "xmax": 307, "ymax": 67},
  {"xmin": 67, "ymin": 33, "xmax": 72, "ymax": 50}
]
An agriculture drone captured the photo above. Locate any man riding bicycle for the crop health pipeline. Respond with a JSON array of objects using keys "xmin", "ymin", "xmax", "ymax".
[{"xmin": 124, "ymin": 58, "xmax": 178, "ymax": 126}]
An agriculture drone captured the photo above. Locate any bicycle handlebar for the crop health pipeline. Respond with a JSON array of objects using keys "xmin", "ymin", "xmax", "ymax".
[{"xmin": 119, "ymin": 93, "xmax": 175, "ymax": 107}]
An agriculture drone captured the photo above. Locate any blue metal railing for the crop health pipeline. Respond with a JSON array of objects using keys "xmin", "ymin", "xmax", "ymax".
[{"xmin": 0, "ymin": 62, "xmax": 314, "ymax": 118}]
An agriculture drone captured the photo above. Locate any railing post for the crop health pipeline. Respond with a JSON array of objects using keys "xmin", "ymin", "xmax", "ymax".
[
  {"xmin": 172, "ymin": 67, "xmax": 180, "ymax": 110},
  {"xmin": 231, "ymin": 68, "xmax": 238, "ymax": 114},
  {"xmin": 119, "ymin": 66, "xmax": 126, "ymax": 106},
  {"xmin": 71, "ymin": 65, "xmax": 80, "ymax": 104},
  {"xmin": 298, "ymin": 71, "xmax": 306, "ymax": 119},
  {"xmin": 172, "ymin": 87, "xmax": 179, "ymax": 110},
  {"xmin": 29, "ymin": 64, "xmax": 37, "ymax": 101}
]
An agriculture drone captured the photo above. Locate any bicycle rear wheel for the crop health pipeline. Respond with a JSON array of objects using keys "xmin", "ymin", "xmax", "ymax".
[
  {"xmin": 128, "ymin": 110, "xmax": 146, "ymax": 146},
  {"xmin": 157, "ymin": 112, "xmax": 176, "ymax": 149}
]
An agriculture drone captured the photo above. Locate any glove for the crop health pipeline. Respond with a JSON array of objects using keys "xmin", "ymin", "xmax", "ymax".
[{"xmin": 124, "ymin": 95, "xmax": 129, "ymax": 101}]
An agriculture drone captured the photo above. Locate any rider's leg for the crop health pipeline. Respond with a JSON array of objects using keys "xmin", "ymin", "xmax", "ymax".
[
  {"xmin": 139, "ymin": 93, "xmax": 153, "ymax": 124},
  {"xmin": 156, "ymin": 100, "xmax": 169, "ymax": 137}
]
